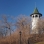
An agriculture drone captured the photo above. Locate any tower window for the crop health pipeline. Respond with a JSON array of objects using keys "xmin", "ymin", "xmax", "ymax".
[
  {"xmin": 35, "ymin": 15, "xmax": 38, "ymax": 17},
  {"xmin": 33, "ymin": 15, "xmax": 34, "ymax": 18}
]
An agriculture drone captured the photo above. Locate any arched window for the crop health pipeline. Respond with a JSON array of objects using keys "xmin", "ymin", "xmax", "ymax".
[{"xmin": 35, "ymin": 15, "xmax": 38, "ymax": 17}]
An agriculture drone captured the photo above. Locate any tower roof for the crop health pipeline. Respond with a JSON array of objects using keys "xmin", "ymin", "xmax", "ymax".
[
  {"xmin": 33, "ymin": 7, "xmax": 39, "ymax": 14},
  {"xmin": 30, "ymin": 7, "xmax": 42, "ymax": 17}
]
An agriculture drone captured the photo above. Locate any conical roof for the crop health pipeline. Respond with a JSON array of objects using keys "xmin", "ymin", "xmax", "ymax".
[
  {"xmin": 33, "ymin": 7, "xmax": 39, "ymax": 13},
  {"xmin": 30, "ymin": 7, "xmax": 42, "ymax": 17}
]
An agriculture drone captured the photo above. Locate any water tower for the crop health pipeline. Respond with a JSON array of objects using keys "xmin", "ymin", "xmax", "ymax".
[{"xmin": 30, "ymin": 7, "xmax": 42, "ymax": 34}]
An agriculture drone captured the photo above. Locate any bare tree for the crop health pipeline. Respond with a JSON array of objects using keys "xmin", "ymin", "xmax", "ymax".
[
  {"xmin": 15, "ymin": 15, "xmax": 30, "ymax": 33},
  {"xmin": 14, "ymin": 15, "xmax": 31, "ymax": 44},
  {"xmin": 40, "ymin": 18, "xmax": 44, "ymax": 34},
  {"xmin": 37, "ymin": 18, "xmax": 44, "ymax": 34},
  {"xmin": 0, "ymin": 20, "xmax": 4, "ymax": 38},
  {"xmin": 1, "ymin": 15, "xmax": 14, "ymax": 36}
]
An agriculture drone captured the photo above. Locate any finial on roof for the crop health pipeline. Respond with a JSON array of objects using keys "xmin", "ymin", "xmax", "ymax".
[
  {"xmin": 33, "ymin": 2, "xmax": 39, "ymax": 13},
  {"xmin": 35, "ymin": 2, "xmax": 36, "ymax": 8}
]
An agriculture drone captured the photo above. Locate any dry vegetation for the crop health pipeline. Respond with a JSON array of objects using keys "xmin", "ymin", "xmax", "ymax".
[{"xmin": 0, "ymin": 15, "xmax": 44, "ymax": 44}]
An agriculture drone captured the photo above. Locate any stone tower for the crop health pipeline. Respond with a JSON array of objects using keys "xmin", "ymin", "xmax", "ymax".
[{"xmin": 30, "ymin": 7, "xmax": 42, "ymax": 34}]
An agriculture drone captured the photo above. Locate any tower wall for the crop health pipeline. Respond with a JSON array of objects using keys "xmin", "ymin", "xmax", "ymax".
[{"xmin": 31, "ymin": 14, "xmax": 39, "ymax": 34}]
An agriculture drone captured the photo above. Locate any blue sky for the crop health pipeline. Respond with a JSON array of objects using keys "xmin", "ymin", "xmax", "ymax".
[{"xmin": 0, "ymin": 0, "xmax": 44, "ymax": 17}]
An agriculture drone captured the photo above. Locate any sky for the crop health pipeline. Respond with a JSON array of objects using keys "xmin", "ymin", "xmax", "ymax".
[{"xmin": 0, "ymin": 0, "xmax": 44, "ymax": 17}]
